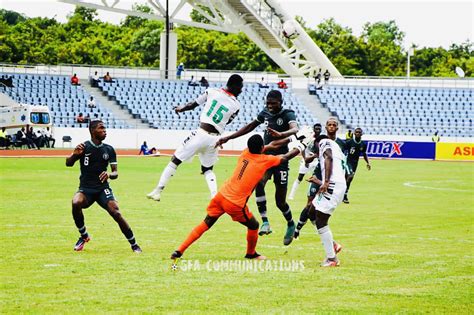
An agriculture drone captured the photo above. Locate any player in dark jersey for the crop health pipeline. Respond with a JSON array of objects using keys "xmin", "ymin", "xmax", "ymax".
[
  {"xmin": 343, "ymin": 127, "xmax": 371, "ymax": 203},
  {"xmin": 215, "ymin": 90, "xmax": 299, "ymax": 245},
  {"xmin": 66, "ymin": 120, "xmax": 141, "ymax": 253}
]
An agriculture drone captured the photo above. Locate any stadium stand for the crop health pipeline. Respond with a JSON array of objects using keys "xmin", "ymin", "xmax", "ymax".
[
  {"xmin": 310, "ymin": 84, "xmax": 473, "ymax": 137},
  {"xmin": 98, "ymin": 78, "xmax": 318, "ymax": 130},
  {"xmin": 0, "ymin": 73, "xmax": 132, "ymax": 129},
  {"xmin": 0, "ymin": 72, "xmax": 317, "ymax": 131}
]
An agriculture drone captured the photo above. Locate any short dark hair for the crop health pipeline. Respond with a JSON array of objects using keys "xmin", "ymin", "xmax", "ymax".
[
  {"xmin": 314, "ymin": 123, "xmax": 322, "ymax": 128},
  {"xmin": 355, "ymin": 127, "xmax": 363, "ymax": 132},
  {"xmin": 89, "ymin": 120, "xmax": 103, "ymax": 133},
  {"xmin": 267, "ymin": 89, "xmax": 282, "ymax": 101},
  {"xmin": 247, "ymin": 134, "xmax": 264, "ymax": 154},
  {"xmin": 227, "ymin": 74, "xmax": 243, "ymax": 88}
]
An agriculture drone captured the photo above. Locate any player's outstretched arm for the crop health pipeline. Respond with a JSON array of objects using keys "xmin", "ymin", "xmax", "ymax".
[
  {"xmin": 263, "ymin": 137, "xmax": 291, "ymax": 152},
  {"xmin": 174, "ymin": 101, "xmax": 199, "ymax": 114},
  {"xmin": 267, "ymin": 121, "xmax": 299, "ymax": 139},
  {"xmin": 215, "ymin": 120, "xmax": 260, "ymax": 148},
  {"xmin": 66, "ymin": 143, "xmax": 84, "ymax": 167}
]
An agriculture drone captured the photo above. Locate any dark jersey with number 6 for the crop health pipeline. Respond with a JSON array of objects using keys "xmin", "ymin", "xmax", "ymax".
[
  {"xmin": 79, "ymin": 141, "xmax": 117, "ymax": 189},
  {"xmin": 256, "ymin": 108, "xmax": 297, "ymax": 155}
]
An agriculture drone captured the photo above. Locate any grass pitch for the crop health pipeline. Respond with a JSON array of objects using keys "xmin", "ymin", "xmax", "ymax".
[{"xmin": 0, "ymin": 156, "xmax": 473, "ymax": 313}]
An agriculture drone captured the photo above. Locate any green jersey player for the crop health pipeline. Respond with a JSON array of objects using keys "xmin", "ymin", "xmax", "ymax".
[
  {"xmin": 66, "ymin": 120, "xmax": 141, "ymax": 253},
  {"xmin": 343, "ymin": 127, "xmax": 371, "ymax": 203}
]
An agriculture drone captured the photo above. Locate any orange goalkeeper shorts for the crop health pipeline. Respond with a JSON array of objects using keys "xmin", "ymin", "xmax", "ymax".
[{"xmin": 207, "ymin": 192, "xmax": 253, "ymax": 223}]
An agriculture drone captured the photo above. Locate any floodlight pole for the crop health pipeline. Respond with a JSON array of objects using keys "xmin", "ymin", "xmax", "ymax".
[
  {"xmin": 406, "ymin": 47, "xmax": 414, "ymax": 80},
  {"xmin": 165, "ymin": 0, "xmax": 169, "ymax": 79}
]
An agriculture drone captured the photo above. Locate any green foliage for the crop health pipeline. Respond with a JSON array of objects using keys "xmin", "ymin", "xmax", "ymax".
[{"xmin": 0, "ymin": 8, "xmax": 472, "ymax": 76}]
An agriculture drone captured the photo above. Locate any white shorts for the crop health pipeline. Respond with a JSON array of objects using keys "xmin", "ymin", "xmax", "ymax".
[
  {"xmin": 298, "ymin": 157, "xmax": 318, "ymax": 174},
  {"xmin": 174, "ymin": 129, "xmax": 219, "ymax": 167},
  {"xmin": 312, "ymin": 182, "xmax": 346, "ymax": 215}
]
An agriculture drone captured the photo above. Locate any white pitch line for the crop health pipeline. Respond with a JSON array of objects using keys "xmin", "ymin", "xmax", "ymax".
[{"xmin": 403, "ymin": 180, "xmax": 471, "ymax": 192}]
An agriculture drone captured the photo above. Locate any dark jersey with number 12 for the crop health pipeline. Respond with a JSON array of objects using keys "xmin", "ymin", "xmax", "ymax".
[{"xmin": 79, "ymin": 140, "xmax": 117, "ymax": 189}]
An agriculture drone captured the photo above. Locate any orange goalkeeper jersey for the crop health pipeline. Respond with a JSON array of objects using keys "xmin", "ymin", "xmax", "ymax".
[{"xmin": 219, "ymin": 149, "xmax": 282, "ymax": 207}]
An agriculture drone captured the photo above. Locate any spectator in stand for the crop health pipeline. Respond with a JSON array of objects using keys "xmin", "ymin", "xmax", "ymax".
[
  {"xmin": 314, "ymin": 68, "xmax": 322, "ymax": 85},
  {"xmin": 188, "ymin": 75, "xmax": 199, "ymax": 87},
  {"xmin": 199, "ymin": 76, "xmax": 209, "ymax": 88},
  {"xmin": 323, "ymin": 70, "xmax": 331, "ymax": 85},
  {"xmin": 71, "ymin": 73, "xmax": 80, "ymax": 86},
  {"xmin": 432, "ymin": 131, "xmax": 440, "ymax": 142},
  {"xmin": 0, "ymin": 75, "xmax": 14, "ymax": 87},
  {"xmin": 259, "ymin": 77, "xmax": 269, "ymax": 88},
  {"xmin": 87, "ymin": 96, "xmax": 96, "ymax": 108},
  {"xmin": 26, "ymin": 126, "xmax": 40, "ymax": 149},
  {"xmin": 91, "ymin": 71, "xmax": 100, "ymax": 87},
  {"xmin": 76, "ymin": 113, "xmax": 85, "ymax": 124},
  {"xmin": 277, "ymin": 79, "xmax": 288, "ymax": 89},
  {"xmin": 43, "ymin": 127, "xmax": 55, "ymax": 148},
  {"xmin": 176, "ymin": 63, "xmax": 184, "ymax": 79},
  {"xmin": 17, "ymin": 127, "xmax": 34, "ymax": 149},
  {"xmin": 103, "ymin": 72, "xmax": 114, "ymax": 83},
  {"xmin": 139, "ymin": 141, "xmax": 158, "ymax": 155},
  {"xmin": 34, "ymin": 128, "xmax": 46, "ymax": 148},
  {"xmin": 0, "ymin": 127, "xmax": 11, "ymax": 149}
]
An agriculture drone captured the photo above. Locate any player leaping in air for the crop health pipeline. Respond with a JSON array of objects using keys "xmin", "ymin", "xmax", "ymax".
[
  {"xmin": 171, "ymin": 134, "xmax": 305, "ymax": 261},
  {"xmin": 216, "ymin": 90, "xmax": 299, "ymax": 246},
  {"xmin": 66, "ymin": 120, "xmax": 141, "ymax": 253},
  {"xmin": 147, "ymin": 74, "xmax": 243, "ymax": 201}
]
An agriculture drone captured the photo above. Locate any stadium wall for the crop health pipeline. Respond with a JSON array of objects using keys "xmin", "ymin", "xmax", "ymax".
[{"xmin": 52, "ymin": 128, "xmax": 473, "ymax": 161}]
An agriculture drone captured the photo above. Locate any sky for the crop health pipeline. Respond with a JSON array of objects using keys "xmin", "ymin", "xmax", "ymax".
[{"xmin": 1, "ymin": 0, "xmax": 473, "ymax": 49}]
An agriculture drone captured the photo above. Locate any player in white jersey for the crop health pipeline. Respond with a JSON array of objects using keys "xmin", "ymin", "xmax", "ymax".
[
  {"xmin": 147, "ymin": 74, "xmax": 243, "ymax": 201},
  {"xmin": 307, "ymin": 118, "xmax": 346, "ymax": 267},
  {"xmin": 288, "ymin": 123, "xmax": 322, "ymax": 200}
]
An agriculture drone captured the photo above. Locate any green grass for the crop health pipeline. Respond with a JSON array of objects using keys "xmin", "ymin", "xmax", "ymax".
[{"xmin": 0, "ymin": 156, "xmax": 473, "ymax": 313}]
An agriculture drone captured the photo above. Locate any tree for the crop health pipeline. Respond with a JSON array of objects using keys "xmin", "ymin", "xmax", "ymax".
[{"xmin": 0, "ymin": 9, "xmax": 26, "ymax": 25}]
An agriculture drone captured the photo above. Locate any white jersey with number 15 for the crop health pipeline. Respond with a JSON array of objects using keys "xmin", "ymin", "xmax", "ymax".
[{"xmin": 196, "ymin": 88, "xmax": 241, "ymax": 134}]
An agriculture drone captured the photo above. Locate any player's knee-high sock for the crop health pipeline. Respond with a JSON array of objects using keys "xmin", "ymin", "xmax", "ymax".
[
  {"xmin": 345, "ymin": 180, "xmax": 352, "ymax": 196},
  {"xmin": 256, "ymin": 196, "xmax": 268, "ymax": 223},
  {"xmin": 288, "ymin": 179, "xmax": 301, "ymax": 199},
  {"xmin": 296, "ymin": 206, "xmax": 309, "ymax": 232},
  {"xmin": 246, "ymin": 229, "xmax": 259, "ymax": 255},
  {"xmin": 111, "ymin": 212, "xmax": 137, "ymax": 246},
  {"xmin": 73, "ymin": 208, "xmax": 88, "ymax": 238},
  {"xmin": 278, "ymin": 203, "xmax": 294, "ymax": 225},
  {"xmin": 122, "ymin": 228, "xmax": 137, "ymax": 246},
  {"xmin": 203, "ymin": 170, "xmax": 217, "ymax": 198},
  {"xmin": 154, "ymin": 162, "xmax": 178, "ymax": 192},
  {"xmin": 317, "ymin": 225, "xmax": 336, "ymax": 259},
  {"xmin": 178, "ymin": 221, "xmax": 209, "ymax": 254}
]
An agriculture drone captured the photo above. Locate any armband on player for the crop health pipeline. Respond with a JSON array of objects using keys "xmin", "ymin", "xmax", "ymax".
[{"xmin": 288, "ymin": 141, "xmax": 306, "ymax": 153}]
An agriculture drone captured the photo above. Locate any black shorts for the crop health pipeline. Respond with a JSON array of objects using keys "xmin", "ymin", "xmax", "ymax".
[
  {"xmin": 308, "ymin": 166, "xmax": 322, "ymax": 198},
  {"xmin": 78, "ymin": 187, "xmax": 116, "ymax": 210},
  {"xmin": 264, "ymin": 162, "xmax": 289, "ymax": 187},
  {"xmin": 347, "ymin": 160, "xmax": 359, "ymax": 175}
]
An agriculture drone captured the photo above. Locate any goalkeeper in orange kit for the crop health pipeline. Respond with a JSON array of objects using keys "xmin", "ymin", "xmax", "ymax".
[{"xmin": 171, "ymin": 134, "xmax": 305, "ymax": 260}]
